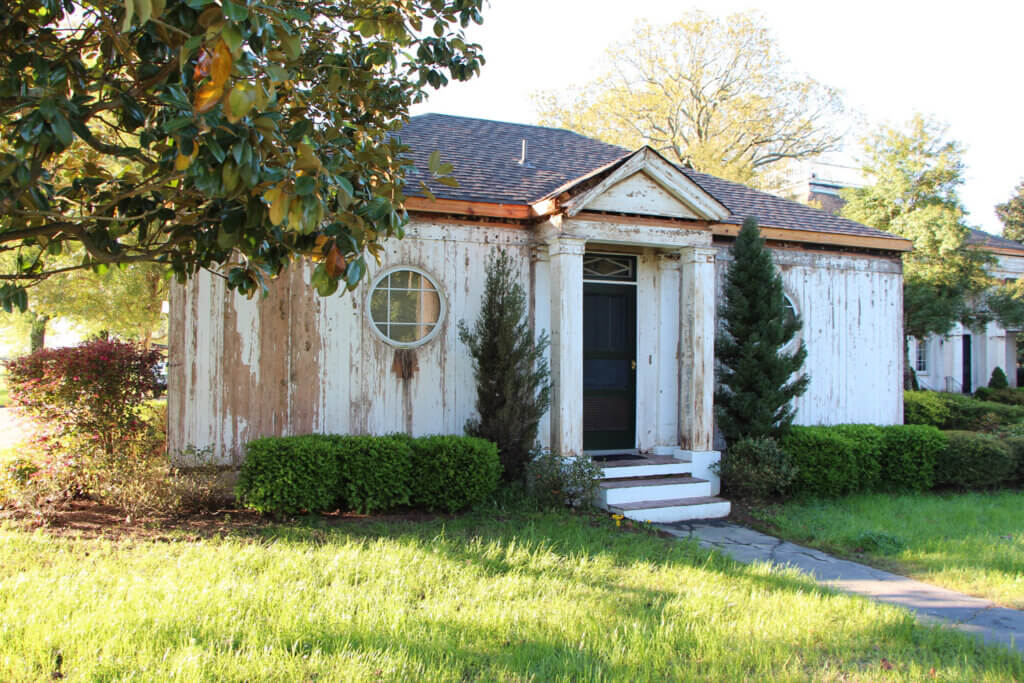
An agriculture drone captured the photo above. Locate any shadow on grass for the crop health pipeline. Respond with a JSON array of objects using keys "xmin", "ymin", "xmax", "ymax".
[{"xmin": 195, "ymin": 511, "xmax": 1023, "ymax": 679}]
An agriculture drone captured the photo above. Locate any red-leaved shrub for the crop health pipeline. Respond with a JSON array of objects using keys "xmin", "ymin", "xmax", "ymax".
[{"xmin": 4, "ymin": 340, "xmax": 163, "ymax": 501}]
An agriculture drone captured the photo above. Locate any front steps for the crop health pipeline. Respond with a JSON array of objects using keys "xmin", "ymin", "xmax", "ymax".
[{"xmin": 595, "ymin": 454, "xmax": 731, "ymax": 523}]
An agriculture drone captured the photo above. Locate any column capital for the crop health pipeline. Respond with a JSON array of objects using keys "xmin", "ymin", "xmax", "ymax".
[
  {"xmin": 546, "ymin": 236, "xmax": 587, "ymax": 257},
  {"xmin": 657, "ymin": 250, "xmax": 682, "ymax": 270},
  {"xmin": 678, "ymin": 246, "xmax": 718, "ymax": 264}
]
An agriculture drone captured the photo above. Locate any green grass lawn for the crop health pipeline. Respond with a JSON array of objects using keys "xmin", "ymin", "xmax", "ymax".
[
  {"xmin": 752, "ymin": 491, "xmax": 1024, "ymax": 609},
  {"xmin": 1, "ymin": 509, "xmax": 1021, "ymax": 681}
]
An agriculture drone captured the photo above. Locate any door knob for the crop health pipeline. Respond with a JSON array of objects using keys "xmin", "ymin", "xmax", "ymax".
[{"xmin": 631, "ymin": 360, "xmax": 637, "ymax": 370}]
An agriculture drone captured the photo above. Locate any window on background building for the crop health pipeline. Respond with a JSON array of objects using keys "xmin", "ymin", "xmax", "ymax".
[
  {"xmin": 368, "ymin": 267, "xmax": 445, "ymax": 347},
  {"xmin": 916, "ymin": 340, "xmax": 928, "ymax": 373}
]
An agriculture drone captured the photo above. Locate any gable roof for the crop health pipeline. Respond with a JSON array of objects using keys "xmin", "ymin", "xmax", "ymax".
[
  {"xmin": 398, "ymin": 114, "xmax": 907, "ymax": 247},
  {"xmin": 966, "ymin": 228, "xmax": 1024, "ymax": 255}
]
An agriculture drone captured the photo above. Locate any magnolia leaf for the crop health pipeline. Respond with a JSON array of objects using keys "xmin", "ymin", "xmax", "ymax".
[
  {"xmin": 266, "ymin": 187, "xmax": 291, "ymax": 225},
  {"xmin": 223, "ymin": 0, "xmax": 248, "ymax": 22},
  {"xmin": 225, "ymin": 82, "xmax": 256, "ymax": 123},
  {"xmin": 222, "ymin": 24, "xmax": 243, "ymax": 56},
  {"xmin": 150, "ymin": 0, "xmax": 165, "ymax": 19},
  {"xmin": 221, "ymin": 160, "xmax": 241, "ymax": 193},
  {"xmin": 294, "ymin": 174, "xmax": 315, "ymax": 196},
  {"xmin": 134, "ymin": 0, "xmax": 152, "ymax": 25},
  {"xmin": 325, "ymin": 243, "xmax": 346, "ymax": 278},
  {"xmin": 277, "ymin": 27, "xmax": 301, "ymax": 62},
  {"xmin": 193, "ymin": 81, "xmax": 223, "ymax": 113},
  {"xmin": 210, "ymin": 40, "xmax": 232, "ymax": 87},
  {"xmin": 428, "ymin": 149, "xmax": 441, "ymax": 173},
  {"xmin": 121, "ymin": 0, "xmax": 135, "ymax": 31},
  {"xmin": 294, "ymin": 142, "xmax": 321, "ymax": 172}
]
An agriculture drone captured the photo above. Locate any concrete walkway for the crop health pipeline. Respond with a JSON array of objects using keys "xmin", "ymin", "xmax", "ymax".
[{"xmin": 660, "ymin": 520, "xmax": 1024, "ymax": 655}]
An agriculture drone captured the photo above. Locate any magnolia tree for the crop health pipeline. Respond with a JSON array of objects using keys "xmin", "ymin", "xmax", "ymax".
[{"xmin": 0, "ymin": 0, "xmax": 484, "ymax": 312}]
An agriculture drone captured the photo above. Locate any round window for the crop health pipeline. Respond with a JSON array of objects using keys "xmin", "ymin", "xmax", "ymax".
[
  {"xmin": 781, "ymin": 294, "xmax": 801, "ymax": 352},
  {"xmin": 367, "ymin": 267, "xmax": 445, "ymax": 347}
]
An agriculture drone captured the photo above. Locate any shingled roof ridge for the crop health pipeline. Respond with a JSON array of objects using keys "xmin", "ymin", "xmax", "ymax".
[
  {"xmin": 966, "ymin": 227, "xmax": 1024, "ymax": 253},
  {"xmin": 408, "ymin": 113, "xmax": 630, "ymax": 152}
]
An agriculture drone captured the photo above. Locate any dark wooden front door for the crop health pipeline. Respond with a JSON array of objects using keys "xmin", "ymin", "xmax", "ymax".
[
  {"xmin": 963, "ymin": 334, "xmax": 972, "ymax": 393},
  {"xmin": 583, "ymin": 282, "xmax": 637, "ymax": 450}
]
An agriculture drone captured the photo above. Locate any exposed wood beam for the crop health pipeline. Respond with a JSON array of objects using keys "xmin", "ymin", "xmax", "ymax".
[
  {"xmin": 712, "ymin": 223, "xmax": 913, "ymax": 252},
  {"xmin": 968, "ymin": 245, "xmax": 1024, "ymax": 258},
  {"xmin": 404, "ymin": 196, "xmax": 532, "ymax": 220}
]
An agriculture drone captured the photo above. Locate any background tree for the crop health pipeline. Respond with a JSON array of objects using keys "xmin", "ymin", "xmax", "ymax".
[
  {"xmin": 715, "ymin": 217, "xmax": 808, "ymax": 444},
  {"xmin": 459, "ymin": 250, "xmax": 550, "ymax": 482},
  {"xmin": 533, "ymin": 11, "xmax": 844, "ymax": 189},
  {"xmin": 841, "ymin": 115, "xmax": 993, "ymax": 340},
  {"xmin": 0, "ymin": 0, "xmax": 484, "ymax": 313},
  {"xmin": 996, "ymin": 181, "xmax": 1024, "ymax": 242}
]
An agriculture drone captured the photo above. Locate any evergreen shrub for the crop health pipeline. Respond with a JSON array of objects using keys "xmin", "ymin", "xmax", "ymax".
[
  {"xmin": 781, "ymin": 427, "xmax": 864, "ymax": 498},
  {"xmin": 1003, "ymin": 436, "xmax": 1024, "ymax": 484},
  {"xmin": 237, "ymin": 435, "xmax": 340, "ymax": 515},
  {"xmin": 903, "ymin": 391, "xmax": 951, "ymax": 428},
  {"xmin": 988, "ymin": 366, "xmax": 1010, "ymax": 389},
  {"xmin": 459, "ymin": 250, "xmax": 551, "ymax": 481},
  {"xmin": 974, "ymin": 386, "xmax": 1024, "ymax": 406},
  {"xmin": 409, "ymin": 435, "xmax": 500, "ymax": 512},
  {"xmin": 904, "ymin": 390, "xmax": 1024, "ymax": 430},
  {"xmin": 828, "ymin": 425, "xmax": 884, "ymax": 491},
  {"xmin": 935, "ymin": 431, "xmax": 1017, "ymax": 489},
  {"xmin": 715, "ymin": 217, "xmax": 808, "ymax": 443},
  {"xmin": 877, "ymin": 425, "xmax": 945, "ymax": 491},
  {"xmin": 714, "ymin": 437, "xmax": 797, "ymax": 502},
  {"xmin": 334, "ymin": 435, "xmax": 413, "ymax": 513}
]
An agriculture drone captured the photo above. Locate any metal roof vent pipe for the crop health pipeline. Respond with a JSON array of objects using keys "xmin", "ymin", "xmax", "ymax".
[{"xmin": 518, "ymin": 139, "xmax": 533, "ymax": 168}]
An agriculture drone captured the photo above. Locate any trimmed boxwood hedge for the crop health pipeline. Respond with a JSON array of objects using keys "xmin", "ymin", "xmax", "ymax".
[
  {"xmin": 236, "ymin": 435, "xmax": 340, "ymax": 515},
  {"xmin": 410, "ymin": 435, "xmax": 501, "ymax": 512},
  {"xmin": 934, "ymin": 431, "xmax": 1016, "ymax": 490},
  {"xmin": 904, "ymin": 390, "xmax": 1024, "ymax": 430},
  {"xmin": 779, "ymin": 424, "xmax": 947, "ymax": 499},
  {"xmin": 236, "ymin": 433, "xmax": 501, "ymax": 515}
]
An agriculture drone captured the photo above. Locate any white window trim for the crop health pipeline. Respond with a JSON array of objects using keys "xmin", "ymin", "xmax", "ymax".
[
  {"xmin": 781, "ymin": 293, "xmax": 802, "ymax": 354},
  {"xmin": 916, "ymin": 339, "xmax": 929, "ymax": 375},
  {"xmin": 365, "ymin": 266, "xmax": 446, "ymax": 349}
]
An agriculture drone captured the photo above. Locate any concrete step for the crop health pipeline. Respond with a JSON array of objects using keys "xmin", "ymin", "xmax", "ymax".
[
  {"xmin": 599, "ymin": 475, "xmax": 711, "ymax": 506},
  {"xmin": 609, "ymin": 496, "xmax": 732, "ymax": 523},
  {"xmin": 598, "ymin": 456, "xmax": 693, "ymax": 480}
]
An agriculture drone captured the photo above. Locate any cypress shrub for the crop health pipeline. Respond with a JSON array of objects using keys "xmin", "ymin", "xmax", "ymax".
[
  {"xmin": 988, "ymin": 366, "xmax": 1010, "ymax": 389},
  {"xmin": 459, "ymin": 249, "xmax": 551, "ymax": 481},
  {"xmin": 409, "ymin": 435, "xmax": 501, "ymax": 512},
  {"xmin": 715, "ymin": 217, "xmax": 808, "ymax": 443},
  {"xmin": 935, "ymin": 431, "xmax": 1016, "ymax": 489}
]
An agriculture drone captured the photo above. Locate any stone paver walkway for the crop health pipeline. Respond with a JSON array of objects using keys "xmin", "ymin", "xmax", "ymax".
[{"xmin": 660, "ymin": 520, "xmax": 1024, "ymax": 655}]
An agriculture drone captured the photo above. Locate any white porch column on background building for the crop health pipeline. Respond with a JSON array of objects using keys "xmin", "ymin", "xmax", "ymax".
[
  {"xmin": 547, "ymin": 236, "xmax": 586, "ymax": 457},
  {"xmin": 678, "ymin": 246, "xmax": 717, "ymax": 451}
]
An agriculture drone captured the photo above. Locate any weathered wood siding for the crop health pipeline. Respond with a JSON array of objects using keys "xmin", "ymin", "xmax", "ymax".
[
  {"xmin": 714, "ymin": 246, "xmax": 904, "ymax": 426},
  {"xmin": 169, "ymin": 221, "xmax": 535, "ymax": 463}
]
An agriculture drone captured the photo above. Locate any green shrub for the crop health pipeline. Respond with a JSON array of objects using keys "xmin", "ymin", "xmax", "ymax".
[
  {"xmin": 334, "ymin": 435, "xmax": 413, "ymax": 513},
  {"xmin": 877, "ymin": 425, "xmax": 945, "ymax": 491},
  {"xmin": 974, "ymin": 386, "xmax": 1024, "ymax": 407},
  {"xmin": 935, "ymin": 431, "xmax": 1016, "ymax": 489},
  {"xmin": 237, "ymin": 435, "xmax": 340, "ymax": 515},
  {"xmin": 714, "ymin": 437, "xmax": 797, "ymax": 502},
  {"xmin": 903, "ymin": 391, "xmax": 951, "ymax": 428},
  {"xmin": 1003, "ymin": 436, "xmax": 1024, "ymax": 484},
  {"xmin": 846, "ymin": 530, "xmax": 906, "ymax": 555},
  {"xmin": 781, "ymin": 427, "xmax": 864, "ymax": 498},
  {"xmin": 942, "ymin": 393, "xmax": 1024, "ymax": 431},
  {"xmin": 988, "ymin": 366, "xmax": 1010, "ymax": 389},
  {"xmin": 525, "ymin": 450, "xmax": 602, "ymax": 509},
  {"xmin": 905, "ymin": 390, "xmax": 1024, "ymax": 430},
  {"xmin": 828, "ymin": 425, "xmax": 884, "ymax": 491},
  {"xmin": 409, "ymin": 435, "xmax": 501, "ymax": 512}
]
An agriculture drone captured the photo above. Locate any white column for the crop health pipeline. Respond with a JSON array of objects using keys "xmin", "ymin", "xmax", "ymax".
[
  {"xmin": 655, "ymin": 251, "xmax": 681, "ymax": 446},
  {"xmin": 678, "ymin": 246, "xmax": 717, "ymax": 451},
  {"xmin": 547, "ymin": 236, "xmax": 586, "ymax": 457}
]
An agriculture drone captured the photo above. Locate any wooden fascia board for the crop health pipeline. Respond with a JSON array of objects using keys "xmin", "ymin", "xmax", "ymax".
[
  {"xmin": 967, "ymin": 244, "xmax": 1024, "ymax": 258},
  {"xmin": 560, "ymin": 148, "xmax": 730, "ymax": 221},
  {"xmin": 712, "ymin": 223, "xmax": 913, "ymax": 252},
  {"xmin": 404, "ymin": 196, "xmax": 532, "ymax": 220}
]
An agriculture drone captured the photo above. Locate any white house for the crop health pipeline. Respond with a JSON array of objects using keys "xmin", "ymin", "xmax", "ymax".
[
  {"xmin": 167, "ymin": 114, "xmax": 911, "ymax": 521},
  {"xmin": 912, "ymin": 229, "xmax": 1024, "ymax": 393}
]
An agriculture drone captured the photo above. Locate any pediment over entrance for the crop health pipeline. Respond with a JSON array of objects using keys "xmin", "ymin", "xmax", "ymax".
[
  {"xmin": 584, "ymin": 171, "xmax": 702, "ymax": 220},
  {"xmin": 560, "ymin": 147, "xmax": 730, "ymax": 222}
]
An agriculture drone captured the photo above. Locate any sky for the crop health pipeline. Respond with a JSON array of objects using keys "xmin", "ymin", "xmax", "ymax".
[{"xmin": 410, "ymin": 0, "xmax": 1024, "ymax": 235}]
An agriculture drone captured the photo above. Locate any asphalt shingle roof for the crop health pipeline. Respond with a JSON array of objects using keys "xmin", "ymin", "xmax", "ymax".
[
  {"xmin": 966, "ymin": 228, "xmax": 1024, "ymax": 254},
  {"xmin": 398, "ymin": 114, "xmax": 906, "ymax": 244}
]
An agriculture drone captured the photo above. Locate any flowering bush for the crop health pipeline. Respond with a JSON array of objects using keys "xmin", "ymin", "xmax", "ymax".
[{"xmin": 4, "ymin": 340, "xmax": 163, "ymax": 501}]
